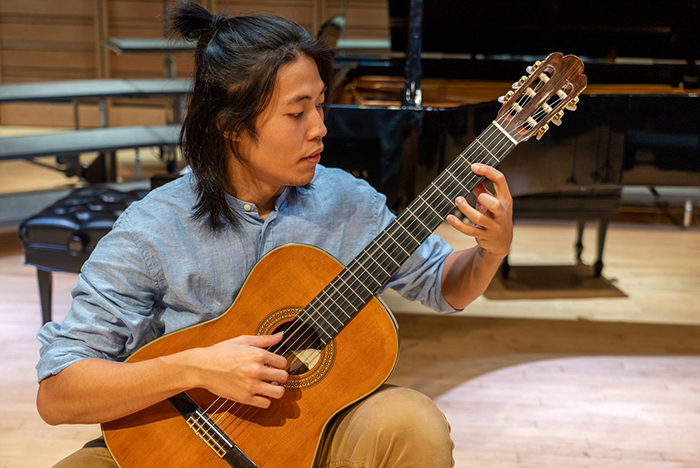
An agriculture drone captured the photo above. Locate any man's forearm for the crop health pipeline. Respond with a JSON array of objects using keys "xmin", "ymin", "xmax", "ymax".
[
  {"xmin": 441, "ymin": 246, "xmax": 505, "ymax": 310},
  {"xmin": 36, "ymin": 352, "xmax": 198, "ymax": 426}
]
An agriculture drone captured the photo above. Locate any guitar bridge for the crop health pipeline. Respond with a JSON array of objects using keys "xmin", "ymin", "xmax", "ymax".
[
  {"xmin": 187, "ymin": 410, "xmax": 229, "ymax": 458},
  {"xmin": 168, "ymin": 392, "xmax": 258, "ymax": 467}
]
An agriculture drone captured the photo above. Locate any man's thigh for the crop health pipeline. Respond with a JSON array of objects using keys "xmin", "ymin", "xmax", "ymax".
[
  {"xmin": 315, "ymin": 384, "xmax": 454, "ymax": 468},
  {"xmin": 51, "ymin": 438, "xmax": 117, "ymax": 468}
]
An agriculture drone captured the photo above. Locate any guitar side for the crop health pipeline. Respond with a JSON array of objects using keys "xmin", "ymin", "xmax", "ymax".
[{"xmin": 102, "ymin": 243, "xmax": 400, "ymax": 468}]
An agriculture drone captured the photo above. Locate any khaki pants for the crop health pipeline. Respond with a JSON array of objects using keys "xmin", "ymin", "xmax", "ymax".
[{"xmin": 53, "ymin": 386, "xmax": 454, "ymax": 468}]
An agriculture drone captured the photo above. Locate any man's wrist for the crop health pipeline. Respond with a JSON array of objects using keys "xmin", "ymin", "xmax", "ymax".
[
  {"xmin": 159, "ymin": 348, "xmax": 202, "ymax": 391},
  {"xmin": 479, "ymin": 245, "xmax": 509, "ymax": 262}
]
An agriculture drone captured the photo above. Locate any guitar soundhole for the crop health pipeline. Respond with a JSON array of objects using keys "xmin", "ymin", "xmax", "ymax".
[{"xmin": 269, "ymin": 320, "xmax": 325, "ymax": 376}]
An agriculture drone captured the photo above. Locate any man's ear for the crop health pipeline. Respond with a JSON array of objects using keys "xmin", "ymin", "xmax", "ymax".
[
  {"xmin": 222, "ymin": 130, "xmax": 240, "ymax": 142},
  {"xmin": 216, "ymin": 116, "xmax": 240, "ymax": 142}
]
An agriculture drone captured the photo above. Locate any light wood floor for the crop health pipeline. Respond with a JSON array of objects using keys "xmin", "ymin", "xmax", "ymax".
[{"xmin": 1, "ymin": 217, "xmax": 699, "ymax": 467}]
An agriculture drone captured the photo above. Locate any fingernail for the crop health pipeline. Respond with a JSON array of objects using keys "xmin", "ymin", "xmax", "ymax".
[
  {"xmin": 447, "ymin": 215, "xmax": 455, "ymax": 223},
  {"xmin": 472, "ymin": 163, "xmax": 480, "ymax": 171},
  {"xmin": 456, "ymin": 197, "xmax": 465, "ymax": 205}
]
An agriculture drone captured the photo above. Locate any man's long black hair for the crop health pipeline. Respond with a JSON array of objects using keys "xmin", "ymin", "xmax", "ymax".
[{"xmin": 168, "ymin": 1, "xmax": 334, "ymax": 231}]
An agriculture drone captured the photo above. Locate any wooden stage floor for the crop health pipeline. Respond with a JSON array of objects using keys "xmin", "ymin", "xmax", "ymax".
[
  {"xmin": 1, "ymin": 217, "xmax": 699, "ymax": 467},
  {"xmin": 1, "ymin": 121, "xmax": 699, "ymax": 466}
]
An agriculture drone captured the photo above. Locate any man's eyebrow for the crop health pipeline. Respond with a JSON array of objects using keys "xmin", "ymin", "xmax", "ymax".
[{"xmin": 285, "ymin": 86, "xmax": 327, "ymax": 105}]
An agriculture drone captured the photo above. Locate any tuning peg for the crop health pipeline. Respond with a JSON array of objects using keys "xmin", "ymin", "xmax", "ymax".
[
  {"xmin": 551, "ymin": 110, "xmax": 565, "ymax": 126},
  {"xmin": 526, "ymin": 60, "xmax": 542, "ymax": 75},
  {"xmin": 535, "ymin": 124, "xmax": 549, "ymax": 141},
  {"xmin": 498, "ymin": 95, "xmax": 506, "ymax": 103},
  {"xmin": 511, "ymin": 81, "xmax": 521, "ymax": 90},
  {"xmin": 566, "ymin": 97, "xmax": 579, "ymax": 111},
  {"xmin": 518, "ymin": 75, "xmax": 529, "ymax": 87}
]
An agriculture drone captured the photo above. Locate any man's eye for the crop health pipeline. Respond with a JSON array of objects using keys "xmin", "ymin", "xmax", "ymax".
[{"xmin": 290, "ymin": 112, "xmax": 304, "ymax": 119}]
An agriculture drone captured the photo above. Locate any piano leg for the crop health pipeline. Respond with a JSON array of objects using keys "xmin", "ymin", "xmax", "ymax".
[
  {"xmin": 594, "ymin": 214, "xmax": 610, "ymax": 277},
  {"xmin": 575, "ymin": 219, "xmax": 585, "ymax": 261},
  {"xmin": 501, "ymin": 254, "xmax": 511, "ymax": 279},
  {"xmin": 37, "ymin": 268, "xmax": 52, "ymax": 325}
]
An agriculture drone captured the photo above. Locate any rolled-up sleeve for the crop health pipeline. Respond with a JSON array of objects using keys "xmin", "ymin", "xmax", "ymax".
[
  {"xmin": 36, "ymin": 213, "xmax": 160, "ymax": 382},
  {"xmin": 374, "ymin": 198, "xmax": 461, "ymax": 314}
]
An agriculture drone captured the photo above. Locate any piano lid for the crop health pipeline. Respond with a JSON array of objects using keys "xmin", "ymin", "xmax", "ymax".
[{"xmin": 389, "ymin": 0, "xmax": 700, "ymax": 62}]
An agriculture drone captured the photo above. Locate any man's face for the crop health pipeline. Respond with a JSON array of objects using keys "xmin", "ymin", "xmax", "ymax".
[{"xmin": 233, "ymin": 55, "xmax": 327, "ymax": 197}]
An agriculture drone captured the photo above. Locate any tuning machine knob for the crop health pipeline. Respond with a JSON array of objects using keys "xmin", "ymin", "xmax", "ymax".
[
  {"xmin": 566, "ymin": 97, "xmax": 579, "ymax": 111},
  {"xmin": 498, "ymin": 90, "xmax": 515, "ymax": 103},
  {"xmin": 551, "ymin": 110, "xmax": 565, "ymax": 126},
  {"xmin": 526, "ymin": 60, "xmax": 542, "ymax": 75},
  {"xmin": 535, "ymin": 124, "xmax": 549, "ymax": 141}
]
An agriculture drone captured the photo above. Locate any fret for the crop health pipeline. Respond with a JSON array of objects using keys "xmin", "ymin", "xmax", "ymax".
[
  {"xmin": 318, "ymin": 287, "xmax": 352, "ymax": 320},
  {"xmin": 340, "ymin": 267, "xmax": 374, "ymax": 295},
  {"xmin": 370, "ymin": 239, "xmax": 402, "ymax": 268},
  {"xmin": 444, "ymin": 167, "xmax": 470, "ymax": 193},
  {"xmin": 302, "ymin": 312, "xmax": 334, "ymax": 341},
  {"xmin": 383, "ymin": 228, "xmax": 413, "ymax": 255},
  {"xmin": 332, "ymin": 272, "xmax": 366, "ymax": 303},
  {"xmin": 474, "ymin": 140, "xmax": 500, "ymax": 164},
  {"xmin": 412, "ymin": 194, "xmax": 442, "ymax": 218},
  {"xmin": 303, "ymin": 302, "xmax": 339, "ymax": 334},
  {"xmin": 326, "ymin": 278, "xmax": 366, "ymax": 316},
  {"xmin": 430, "ymin": 181, "xmax": 454, "ymax": 205},
  {"xmin": 351, "ymin": 257, "xmax": 382, "ymax": 288},
  {"xmin": 403, "ymin": 206, "xmax": 432, "ymax": 234},
  {"xmin": 360, "ymin": 249, "xmax": 392, "ymax": 277}
]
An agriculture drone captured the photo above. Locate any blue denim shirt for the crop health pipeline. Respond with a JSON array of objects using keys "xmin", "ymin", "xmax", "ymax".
[{"xmin": 36, "ymin": 165, "xmax": 457, "ymax": 382}]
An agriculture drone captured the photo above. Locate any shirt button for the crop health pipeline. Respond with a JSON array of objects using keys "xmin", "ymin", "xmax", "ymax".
[{"xmin": 243, "ymin": 204, "xmax": 252, "ymax": 212}]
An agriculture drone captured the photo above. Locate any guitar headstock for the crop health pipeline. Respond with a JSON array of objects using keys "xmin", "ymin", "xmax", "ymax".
[{"xmin": 496, "ymin": 53, "xmax": 587, "ymax": 143}]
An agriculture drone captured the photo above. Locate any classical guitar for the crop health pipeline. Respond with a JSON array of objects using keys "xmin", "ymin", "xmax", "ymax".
[{"xmin": 102, "ymin": 53, "xmax": 587, "ymax": 467}]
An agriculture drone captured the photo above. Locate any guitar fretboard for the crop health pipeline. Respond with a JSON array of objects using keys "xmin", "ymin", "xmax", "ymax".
[{"xmin": 299, "ymin": 122, "xmax": 517, "ymax": 343}]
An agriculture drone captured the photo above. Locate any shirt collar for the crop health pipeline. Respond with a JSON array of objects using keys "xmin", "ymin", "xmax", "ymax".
[{"xmin": 224, "ymin": 186, "xmax": 291, "ymax": 216}]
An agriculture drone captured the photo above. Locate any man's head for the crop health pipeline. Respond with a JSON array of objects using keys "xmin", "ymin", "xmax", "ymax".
[{"xmin": 169, "ymin": 1, "xmax": 334, "ymax": 230}]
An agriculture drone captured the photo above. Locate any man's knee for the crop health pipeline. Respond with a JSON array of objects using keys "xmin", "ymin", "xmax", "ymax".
[
  {"xmin": 355, "ymin": 386, "xmax": 454, "ymax": 465},
  {"xmin": 51, "ymin": 439, "xmax": 117, "ymax": 468}
]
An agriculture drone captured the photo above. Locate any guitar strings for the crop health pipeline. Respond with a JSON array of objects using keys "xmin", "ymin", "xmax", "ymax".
[{"xmin": 195, "ymin": 77, "xmax": 571, "ymax": 440}]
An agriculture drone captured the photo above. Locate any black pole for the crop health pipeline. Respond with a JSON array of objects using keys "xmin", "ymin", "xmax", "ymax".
[{"xmin": 402, "ymin": 0, "xmax": 423, "ymax": 108}]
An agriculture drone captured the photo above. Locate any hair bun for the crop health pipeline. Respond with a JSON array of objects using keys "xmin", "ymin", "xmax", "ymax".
[{"xmin": 168, "ymin": 0, "xmax": 226, "ymax": 41}]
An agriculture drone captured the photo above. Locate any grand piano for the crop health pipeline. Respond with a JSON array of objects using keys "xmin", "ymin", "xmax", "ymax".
[{"xmin": 322, "ymin": 0, "xmax": 700, "ymax": 277}]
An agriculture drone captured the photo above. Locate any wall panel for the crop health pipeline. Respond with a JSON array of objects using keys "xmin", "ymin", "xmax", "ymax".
[{"xmin": 0, "ymin": 0, "xmax": 390, "ymax": 126}]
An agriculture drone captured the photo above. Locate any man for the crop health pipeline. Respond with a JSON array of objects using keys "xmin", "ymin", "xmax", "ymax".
[{"xmin": 36, "ymin": 2, "xmax": 513, "ymax": 467}]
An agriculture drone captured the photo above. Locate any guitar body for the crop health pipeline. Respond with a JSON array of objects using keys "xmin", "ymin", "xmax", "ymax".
[{"xmin": 102, "ymin": 244, "xmax": 400, "ymax": 468}]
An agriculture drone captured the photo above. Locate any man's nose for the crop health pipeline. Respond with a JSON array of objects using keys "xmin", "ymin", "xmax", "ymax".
[{"xmin": 308, "ymin": 111, "xmax": 327, "ymax": 140}]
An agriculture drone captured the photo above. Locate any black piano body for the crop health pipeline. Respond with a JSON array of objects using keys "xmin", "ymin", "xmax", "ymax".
[{"xmin": 323, "ymin": 0, "xmax": 700, "ymax": 277}]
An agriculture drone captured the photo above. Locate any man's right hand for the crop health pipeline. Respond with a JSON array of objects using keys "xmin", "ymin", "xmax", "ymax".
[{"xmin": 189, "ymin": 332, "xmax": 289, "ymax": 408}]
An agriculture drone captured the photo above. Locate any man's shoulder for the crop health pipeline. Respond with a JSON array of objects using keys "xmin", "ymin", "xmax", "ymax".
[
  {"xmin": 116, "ymin": 174, "xmax": 196, "ymax": 230},
  {"xmin": 311, "ymin": 165, "xmax": 380, "ymax": 200}
]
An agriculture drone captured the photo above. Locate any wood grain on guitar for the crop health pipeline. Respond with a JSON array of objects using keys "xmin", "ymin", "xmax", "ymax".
[{"xmin": 102, "ymin": 53, "xmax": 587, "ymax": 467}]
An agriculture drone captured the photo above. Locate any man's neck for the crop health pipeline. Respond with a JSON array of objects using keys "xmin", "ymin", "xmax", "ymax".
[{"xmin": 233, "ymin": 183, "xmax": 284, "ymax": 219}]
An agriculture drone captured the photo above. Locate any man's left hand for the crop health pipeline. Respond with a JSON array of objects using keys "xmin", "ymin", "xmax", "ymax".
[{"xmin": 446, "ymin": 163, "xmax": 513, "ymax": 258}]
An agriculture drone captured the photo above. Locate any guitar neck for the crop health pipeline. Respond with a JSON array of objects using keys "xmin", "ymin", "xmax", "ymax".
[{"xmin": 299, "ymin": 121, "xmax": 518, "ymax": 341}]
